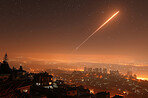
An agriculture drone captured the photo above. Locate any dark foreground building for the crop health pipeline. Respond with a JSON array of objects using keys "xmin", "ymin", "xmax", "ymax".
[{"xmin": 95, "ymin": 91, "xmax": 110, "ymax": 98}]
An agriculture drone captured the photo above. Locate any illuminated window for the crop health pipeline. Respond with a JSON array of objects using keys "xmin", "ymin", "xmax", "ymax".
[
  {"xmin": 49, "ymin": 82, "xmax": 52, "ymax": 85},
  {"xmin": 36, "ymin": 83, "xmax": 41, "ymax": 86},
  {"xmin": 23, "ymin": 89, "xmax": 28, "ymax": 93}
]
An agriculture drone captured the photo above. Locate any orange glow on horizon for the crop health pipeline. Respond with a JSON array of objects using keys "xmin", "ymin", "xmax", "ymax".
[{"xmin": 137, "ymin": 77, "xmax": 148, "ymax": 81}]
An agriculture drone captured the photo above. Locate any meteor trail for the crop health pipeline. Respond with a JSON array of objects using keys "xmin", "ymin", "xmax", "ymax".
[{"xmin": 76, "ymin": 11, "xmax": 119, "ymax": 50}]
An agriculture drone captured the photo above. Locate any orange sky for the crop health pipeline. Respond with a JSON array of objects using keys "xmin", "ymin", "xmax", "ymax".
[{"xmin": 0, "ymin": 0, "xmax": 148, "ymax": 65}]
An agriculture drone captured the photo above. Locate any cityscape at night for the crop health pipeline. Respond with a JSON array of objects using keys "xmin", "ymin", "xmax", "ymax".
[{"xmin": 0, "ymin": 0, "xmax": 148, "ymax": 98}]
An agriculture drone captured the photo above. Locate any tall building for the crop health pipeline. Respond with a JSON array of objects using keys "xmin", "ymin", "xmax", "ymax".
[
  {"xmin": 84, "ymin": 67, "xmax": 87, "ymax": 73},
  {"xmin": 93, "ymin": 68, "xmax": 99, "ymax": 73},
  {"xmin": 88, "ymin": 68, "xmax": 92, "ymax": 73},
  {"xmin": 0, "ymin": 53, "xmax": 12, "ymax": 81},
  {"xmin": 99, "ymin": 68, "xmax": 102, "ymax": 73},
  {"xmin": 133, "ymin": 74, "xmax": 137, "ymax": 79},
  {"xmin": 103, "ymin": 68, "xmax": 107, "ymax": 74},
  {"xmin": 3, "ymin": 53, "xmax": 8, "ymax": 62},
  {"xmin": 110, "ymin": 70, "xmax": 120, "ymax": 76},
  {"xmin": 127, "ymin": 71, "xmax": 132, "ymax": 76},
  {"xmin": 0, "ymin": 53, "xmax": 12, "ymax": 74}
]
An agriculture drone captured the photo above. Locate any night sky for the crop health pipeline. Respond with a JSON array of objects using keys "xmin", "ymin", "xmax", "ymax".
[{"xmin": 0, "ymin": 0, "xmax": 148, "ymax": 63}]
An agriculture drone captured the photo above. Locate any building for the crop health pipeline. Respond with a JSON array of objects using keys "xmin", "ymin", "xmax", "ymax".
[
  {"xmin": 76, "ymin": 85, "xmax": 90, "ymax": 97},
  {"xmin": 84, "ymin": 67, "xmax": 87, "ymax": 73},
  {"xmin": 17, "ymin": 83, "xmax": 31, "ymax": 94},
  {"xmin": 103, "ymin": 68, "xmax": 107, "ymax": 74},
  {"xmin": 95, "ymin": 91, "xmax": 110, "ymax": 98},
  {"xmin": 93, "ymin": 68, "xmax": 99, "ymax": 73},
  {"xmin": 112, "ymin": 95, "xmax": 123, "ymax": 98},
  {"xmin": 99, "ymin": 68, "xmax": 102, "ymax": 73},
  {"xmin": 127, "ymin": 71, "xmax": 132, "ymax": 76},
  {"xmin": 0, "ymin": 53, "xmax": 12, "ymax": 81},
  {"xmin": 127, "ymin": 71, "xmax": 133, "ymax": 79},
  {"xmin": 110, "ymin": 70, "xmax": 120, "ymax": 76},
  {"xmin": 87, "ymin": 68, "xmax": 92, "ymax": 73},
  {"xmin": 0, "ymin": 80, "xmax": 32, "ymax": 97},
  {"xmin": 12, "ymin": 66, "xmax": 27, "ymax": 80},
  {"xmin": 34, "ymin": 72, "xmax": 53, "ymax": 87},
  {"xmin": 66, "ymin": 87, "xmax": 77, "ymax": 96}
]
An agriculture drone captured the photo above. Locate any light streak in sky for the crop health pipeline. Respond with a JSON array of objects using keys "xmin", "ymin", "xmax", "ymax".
[{"xmin": 76, "ymin": 11, "xmax": 120, "ymax": 50}]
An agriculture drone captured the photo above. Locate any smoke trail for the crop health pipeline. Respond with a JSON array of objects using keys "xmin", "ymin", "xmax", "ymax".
[{"xmin": 76, "ymin": 11, "xmax": 119, "ymax": 50}]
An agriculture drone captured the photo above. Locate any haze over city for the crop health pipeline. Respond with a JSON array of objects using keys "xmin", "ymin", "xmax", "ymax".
[
  {"xmin": 0, "ymin": 0, "xmax": 148, "ymax": 98},
  {"xmin": 0, "ymin": 0, "xmax": 148, "ymax": 64}
]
